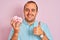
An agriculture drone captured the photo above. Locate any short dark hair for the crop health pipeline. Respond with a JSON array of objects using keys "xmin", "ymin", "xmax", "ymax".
[{"xmin": 24, "ymin": 1, "xmax": 38, "ymax": 11}]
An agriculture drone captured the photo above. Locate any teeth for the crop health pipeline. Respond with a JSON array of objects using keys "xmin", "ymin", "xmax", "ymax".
[{"xmin": 28, "ymin": 15, "xmax": 32, "ymax": 17}]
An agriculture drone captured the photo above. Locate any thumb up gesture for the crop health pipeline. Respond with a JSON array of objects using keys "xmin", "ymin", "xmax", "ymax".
[{"xmin": 33, "ymin": 22, "xmax": 43, "ymax": 36}]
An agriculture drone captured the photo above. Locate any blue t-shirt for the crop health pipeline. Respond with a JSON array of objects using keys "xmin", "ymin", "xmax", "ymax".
[{"xmin": 8, "ymin": 20, "xmax": 53, "ymax": 40}]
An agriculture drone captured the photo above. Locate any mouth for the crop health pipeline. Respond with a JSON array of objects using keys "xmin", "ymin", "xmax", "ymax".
[
  {"xmin": 27, "ymin": 13, "xmax": 34, "ymax": 17},
  {"xmin": 28, "ymin": 15, "xmax": 32, "ymax": 18},
  {"xmin": 27, "ymin": 14, "xmax": 33, "ymax": 18}
]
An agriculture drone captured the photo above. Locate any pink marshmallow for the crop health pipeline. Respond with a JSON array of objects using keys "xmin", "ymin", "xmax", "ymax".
[
  {"xmin": 17, "ymin": 17, "xmax": 22, "ymax": 23},
  {"xmin": 12, "ymin": 16, "xmax": 22, "ymax": 23}
]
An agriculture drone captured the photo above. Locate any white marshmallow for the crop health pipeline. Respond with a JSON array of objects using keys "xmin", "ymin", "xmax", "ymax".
[{"xmin": 12, "ymin": 16, "xmax": 22, "ymax": 23}]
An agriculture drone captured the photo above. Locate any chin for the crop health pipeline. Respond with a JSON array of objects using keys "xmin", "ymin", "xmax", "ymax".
[
  {"xmin": 28, "ymin": 20, "xmax": 32, "ymax": 22},
  {"xmin": 25, "ymin": 17, "xmax": 35, "ymax": 22},
  {"xmin": 27, "ymin": 18, "xmax": 35, "ymax": 22}
]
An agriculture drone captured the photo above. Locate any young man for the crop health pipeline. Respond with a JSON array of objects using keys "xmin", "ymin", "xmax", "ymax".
[{"xmin": 8, "ymin": 1, "xmax": 53, "ymax": 40}]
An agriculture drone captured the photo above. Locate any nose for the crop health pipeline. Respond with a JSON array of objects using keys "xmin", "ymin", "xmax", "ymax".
[{"xmin": 28, "ymin": 9, "xmax": 32, "ymax": 14}]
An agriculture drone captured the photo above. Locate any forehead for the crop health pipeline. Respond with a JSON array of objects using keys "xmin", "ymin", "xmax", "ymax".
[{"xmin": 25, "ymin": 3, "xmax": 36, "ymax": 9}]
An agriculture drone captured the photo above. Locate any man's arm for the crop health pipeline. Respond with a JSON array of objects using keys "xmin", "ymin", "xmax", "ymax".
[
  {"xmin": 41, "ymin": 23, "xmax": 53, "ymax": 40},
  {"xmin": 8, "ymin": 28, "xmax": 19, "ymax": 40},
  {"xmin": 11, "ymin": 32, "xmax": 19, "ymax": 40},
  {"xmin": 33, "ymin": 22, "xmax": 53, "ymax": 40},
  {"xmin": 40, "ymin": 31, "xmax": 49, "ymax": 40},
  {"xmin": 9, "ymin": 16, "xmax": 22, "ymax": 40}
]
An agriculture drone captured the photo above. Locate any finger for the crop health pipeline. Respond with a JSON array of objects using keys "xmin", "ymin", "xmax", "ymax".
[
  {"xmin": 12, "ymin": 21, "xmax": 16, "ymax": 28},
  {"xmin": 34, "ymin": 31, "xmax": 37, "ymax": 34},
  {"xmin": 10, "ymin": 19, "xmax": 15, "ymax": 27},
  {"xmin": 34, "ymin": 28, "xmax": 37, "ymax": 31},
  {"xmin": 10, "ymin": 19, "xmax": 13, "ymax": 25},
  {"xmin": 10, "ymin": 19, "xmax": 16, "ymax": 25},
  {"xmin": 34, "ymin": 30, "xmax": 38, "ymax": 32},
  {"xmin": 34, "ymin": 27, "xmax": 38, "ymax": 31},
  {"xmin": 13, "ymin": 20, "xmax": 17, "ymax": 27},
  {"xmin": 15, "ymin": 21, "xmax": 20, "ymax": 27},
  {"xmin": 34, "ymin": 31, "xmax": 37, "ymax": 33}
]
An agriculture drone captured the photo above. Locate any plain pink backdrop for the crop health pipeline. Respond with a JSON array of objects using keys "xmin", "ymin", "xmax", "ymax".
[{"xmin": 0, "ymin": 0, "xmax": 60, "ymax": 40}]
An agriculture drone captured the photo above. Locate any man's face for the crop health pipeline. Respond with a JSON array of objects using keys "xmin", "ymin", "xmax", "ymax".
[{"xmin": 24, "ymin": 3, "xmax": 38, "ymax": 22}]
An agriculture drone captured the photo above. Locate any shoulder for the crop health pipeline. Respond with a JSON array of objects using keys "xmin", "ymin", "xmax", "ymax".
[
  {"xmin": 40, "ymin": 21, "xmax": 48, "ymax": 27},
  {"xmin": 40, "ymin": 21, "xmax": 49, "ymax": 30}
]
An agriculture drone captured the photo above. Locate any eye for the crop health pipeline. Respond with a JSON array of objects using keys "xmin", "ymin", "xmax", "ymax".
[
  {"xmin": 32, "ymin": 9, "xmax": 35, "ymax": 12},
  {"xmin": 25, "ymin": 8, "xmax": 29, "ymax": 12}
]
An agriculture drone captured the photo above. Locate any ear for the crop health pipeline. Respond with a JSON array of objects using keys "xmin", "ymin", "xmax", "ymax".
[{"xmin": 36, "ymin": 10, "xmax": 38, "ymax": 16}]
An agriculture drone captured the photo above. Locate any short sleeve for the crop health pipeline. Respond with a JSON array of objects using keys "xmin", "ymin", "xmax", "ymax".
[
  {"xmin": 41, "ymin": 22, "xmax": 53, "ymax": 40},
  {"xmin": 8, "ymin": 28, "xmax": 14, "ymax": 40}
]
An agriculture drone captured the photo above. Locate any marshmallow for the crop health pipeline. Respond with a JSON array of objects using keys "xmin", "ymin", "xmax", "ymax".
[{"xmin": 12, "ymin": 16, "xmax": 22, "ymax": 23}]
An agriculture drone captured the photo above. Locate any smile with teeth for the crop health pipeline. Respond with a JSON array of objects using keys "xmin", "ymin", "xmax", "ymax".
[{"xmin": 28, "ymin": 15, "xmax": 32, "ymax": 18}]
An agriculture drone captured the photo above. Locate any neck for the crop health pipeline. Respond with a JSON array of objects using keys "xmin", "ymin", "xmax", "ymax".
[
  {"xmin": 28, "ymin": 20, "xmax": 35, "ymax": 26},
  {"xmin": 25, "ymin": 19, "xmax": 35, "ymax": 26}
]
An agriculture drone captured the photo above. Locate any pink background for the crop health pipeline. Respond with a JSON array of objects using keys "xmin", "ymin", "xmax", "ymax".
[{"xmin": 0, "ymin": 0, "xmax": 60, "ymax": 40}]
